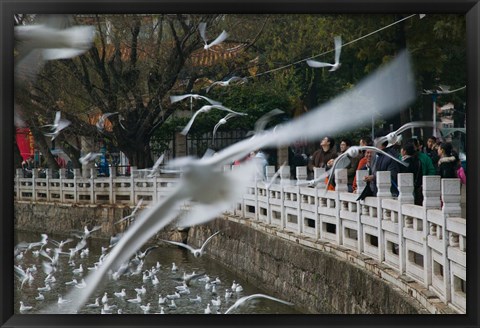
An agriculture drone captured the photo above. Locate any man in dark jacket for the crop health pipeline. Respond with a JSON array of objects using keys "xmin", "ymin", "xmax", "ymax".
[
  {"xmin": 364, "ymin": 139, "xmax": 400, "ymax": 197},
  {"xmin": 308, "ymin": 136, "xmax": 338, "ymax": 181}
]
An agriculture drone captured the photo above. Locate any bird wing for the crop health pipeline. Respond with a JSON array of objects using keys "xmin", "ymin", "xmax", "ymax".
[
  {"xmin": 249, "ymin": 108, "xmax": 284, "ymax": 135},
  {"xmin": 198, "ymin": 22, "xmax": 207, "ymax": 44},
  {"xmin": 361, "ymin": 146, "xmax": 408, "ymax": 167},
  {"xmin": 306, "ymin": 59, "xmax": 332, "ymax": 68},
  {"xmin": 181, "ymin": 108, "xmax": 204, "ymax": 135},
  {"xmin": 202, "ymin": 51, "xmax": 414, "ymax": 168},
  {"xmin": 42, "ymin": 48, "xmax": 87, "ymax": 61},
  {"xmin": 212, "ymin": 105, "xmax": 246, "ymax": 116},
  {"xmin": 206, "ymin": 81, "xmax": 221, "ymax": 93},
  {"xmin": 197, "ymin": 95, "xmax": 222, "ymax": 105},
  {"xmin": 207, "ymin": 30, "xmax": 229, "ymax": 48},
  {"xmin": 224, "ymin": 294, "xmax": 293, "ymax": 314},
  {"xmin": 160, "ymin": 240, "xmax": 196, "ymax": 253},
  {"xmin": 41, "ymin": 186, "xmax": 186, "ymax": 314},
  {"xmin": 394, "ymin": 121, "xmax": 434, "ymax": 135},
  {"xmin": 151, "ymin": 154, "xmax": 165, "ymax": 172},
  {"xmin": 170, "ymin": 94, "xmax": 192, "ymax": 104},
  {"xmin": 333, "ymin": 35, "xmax": 342, "ymax": 65},
  {"xmin": 199, "ymin": 231, "xmax": 221, "ymax": 253},
  {"xmin": 265, "ymin": 161, "xmax": 287, "ymax": 189},
  {"xmin": 324, "ymin": 152, "xmax": 351, "ymax": 191}
]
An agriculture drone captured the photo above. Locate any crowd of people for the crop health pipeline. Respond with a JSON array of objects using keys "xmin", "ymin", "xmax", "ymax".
[{"xmin": 300, "ymin": 134, "xmax": 466, "ymax": 205}]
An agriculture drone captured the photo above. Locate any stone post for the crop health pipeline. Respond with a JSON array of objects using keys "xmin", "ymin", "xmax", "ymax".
[
  {"xmin": 59, "ymin": 168, "xmax": 66, "ymax": 202},
  {"xmin": 109, "ymin": 166, "xmax": 116, "ymax": 204},
  {"xmin": 15, "ymin": 169, "xmax": 22, "ymax": 200},
  {"xmin": 375, "ymin": 171, "xmax": 392, "ymax": 262},
  {"xmin": 397, "ymin": 173, "xmax": 413, "ymax": 276},
  {"xmin": 375, "ymin": 171, "xmax": 391, "ymax": 198},
  {"xmin": 45, "ymin": 169, "xmax": 51, "ymax": 202},
  {"xmin": 423, "ymin": 176, "xmax": 441, "ymax": 209},
  {"xmin": 280, "ymin": 165, "xmax": 291, "ymax": 186},
  {"xmin": 296, "ymin": 166, "xmax": 307, "ymax": 185},
  {"xmin": 265, "ymin": 165, "xmax": 276, "ymax": 185},
  {"xmin": 314, "ymin": 167, "xmax": 326, "ymax": 190},
  {"xmin": 397, "ymin": 173, "xmax": 414, "ymax": 204},
  {"xmin": 73, "ymin": 168, "xmax": 81, "ymax": 203},
  {"xmin": 355, "ymin": 169, "xmax": 368, "ymax": 195},
  {"xmin": 334, "ymin": 168, "xmax": 348, "ymax": 193},
  {"xmin": 441, "ymin": 179, "xmax": 462, "ymax": 217}
]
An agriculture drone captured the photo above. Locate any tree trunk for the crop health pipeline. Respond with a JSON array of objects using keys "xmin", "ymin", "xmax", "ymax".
[{"xmin": 121, "ymin": 141, "xmax": 153, "ymax": 169}]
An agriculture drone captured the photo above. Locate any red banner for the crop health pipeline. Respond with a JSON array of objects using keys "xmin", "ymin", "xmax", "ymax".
[{"xmin": 16, "ymin": 127, "xmax": 34, "ymax": 160}]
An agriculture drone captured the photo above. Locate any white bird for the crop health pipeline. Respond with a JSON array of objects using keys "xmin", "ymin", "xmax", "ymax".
[
  {"xmin": 224, "ymin": 294, "xmax": 294, "ymax": 314},
  {"xmin": 19, "ymin": 301, "xmax": 33, "ymax": 312},
  {"xmin": 168, "ymin": 299, "xmax": 177, "ymax": 309},
  {"xmin": 160, "ymin": 231, "xmax": 220, "ymax": 258},
  {"xmin": 245, "ymin": 108, "xmax": 284, "ymax": 137},
  {"xmin": 115, "ymin": 199, "xmax": 144, "ymax": 225},
  {"xmin": 65, "ymin": 278, "xmax": 78, "ymax": 286},
  {"xmin": 158, "ymin": 306, "xmax": 165, "ymax": 314},
  {"xmin": 170, "ymin": 93, "xmax": 221, "ymax": 106},
  {"xmin": 42, "ymin": 51, "xmax": 415, "ymax": 315},
  {"xmin": 58, "ymin": 295, "xmax": 72, "ymax": 304},
  {"xmin": 166, "ymin": 292, "xmax": 180, "ymax": 300},
  {"xmin": 374, "ymin": 121, "xmax": 434, "ymax": 148},
  {"xmin": 235, "ymin": 284, "xmax": 243, "ymax": 293},
  {"xmin": 101, "ymin": 292, "xmax": 109, "ymax": 304},
  {"xmin": 114, "ymin": 289, "xmax": 126, "ymax": 298},
  {"xmin": 79, "ymin": 152, "xmax": 103, "ymax": 165},
  {"xmin": 181, "ymin": 104, "xmax": 246, "ymax": 135},
  {"xmin": 35, "ymin": 293, "xmax": 45, "ymax": 301},
  {"xmin": 321, "ymin": 145, "xmax": 410, "ymax": 191},
  {"xmin": 225, "ymin": 289, "xmax": 233, "ymax": 299},
  {"xmin": 37, "ymin": 284, "xmax": 51, "ymax": 292},
  {"xmin": 135, "ymin": 285, "xmax": 147, "ymax": 295},
  {"xmin": 231, "ymin": 281, "xmax": 238, "ymax": 290},
  {"xmin": 15, "ymin": 17, "xmax": 95, "ymax": 84},
  {"xmin": 171, "ymin": 262, "xmax": 178, "ymax": 272},
  {"xmin": 206, "ymin": 76, "xmax": 248, "ymax": 93},
  {"xmin": 212, "ymin": 113, "xmax": 240, "ymax": 143},
  {"xmin": 306, "ymin": 35, "xmax": 342, "ymax": 72},
  {"xmin": 96, "ymin": 112, "xmax": 118, "ymax": 132},
  {"xmin": 75, "ymin": 279, "xmax": 87, "ymax": 289},
  {"xmin": 151, "ymin": 274, "xmax": 160, "ymax": 286},
  {"xmin": 127, "ymin": 293, "xmax": 142, "ymax": 304},
  {"xmin": 189, "ymin": 295, "xmax": 202, "ymax": 303},
  {"xmin": 140, "ymin": 303, "xmax": 151, "ymax": 314},
  {"xmin": 198, "ymin": 22, "xmax": 228, "ymax": 50},
  {"xmin": 204, "ymin": 303, "xmax": 211, "ymax": 314},
  {"xmin": 41, "ymin": 111, "xmax": 71, "ymax": 141},
  {"xmin": 50, "ymin": 238, "xmax": 73, "ymax": 250},
  {"xmin": 135, "ymin": 154, "xmax": 165, "ymax": 178},
  {"xmin": 211, "ymin": 296, "xmax": 221, "ymax": 307},
  {"xmin": 158, "ymin": 295, "xmax": 167, "ymax": 305},
  {"xmin": 86, "ymin": 298, "xmax": 100, "ymax": 308},
  {"xmin": 72, "ymin": 264, "xmax": 83, "ymax": 275}
]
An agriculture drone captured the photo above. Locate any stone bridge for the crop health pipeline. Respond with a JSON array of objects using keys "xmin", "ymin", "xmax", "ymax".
[{"xmin": 13, "ymin": 165, "xmax": 466, "ymax": 314}]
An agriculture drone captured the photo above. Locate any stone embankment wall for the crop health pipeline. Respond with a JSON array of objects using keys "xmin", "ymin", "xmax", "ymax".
[{"xmin": 187, "ymin": 217, "xmax": 427, "ymax": 314}]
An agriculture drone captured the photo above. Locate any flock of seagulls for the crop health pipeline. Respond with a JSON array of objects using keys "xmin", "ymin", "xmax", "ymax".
[{"xmin": 15, "ymin": 231, "xmax": 294, "ymax": 315}]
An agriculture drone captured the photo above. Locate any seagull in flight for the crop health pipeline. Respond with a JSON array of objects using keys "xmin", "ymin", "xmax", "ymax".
[
  {"xmin": 198, "ymin": 22, "xmax": 228, "ymax": 50},
  {"xmin": 212, "ymin": 113, "xmax": 241, "ymax": 143},
  {"xmin": 14, "ymin": 15, "xmax": 95, "ymax": 84},
  {"xmin": 170, "ymin": 94, "xmax": 221, "ymax": 106},
  {"xmin": 79, "ymin": 152, "xmax": 103, "ymax": 165},
  {"xmin": 160, "ymin": 231, "xmax": 220, "ymax": 258},
  {"xmin": 206, "ymin": 76, "xmax": 248, "ymax": 93},
  {"xmin": 181, "ymin": 105, "xmax": 247, "ymax": 135},
  {"xmin": 136, "ymin": 154, "xmax": 165, "ymax": 178},
  {"xmin": 41, "ymin": 111, "xmax": 71, "ymax": 141},
  {"xmin": 115, "ymin": 199, "xmax": 144, "ymax": 225},
  {"xmin": 40, "ymin": 50, "xmax": 415, "ymax": 315},
  {"xmin": 322, "ymin": 145, "xmax": 409, "ymax": 191},
  {"xmin": 374, "ymin": 121, "xmax": 434, "ymax": 148},
  {"xmin": 307, "ymin": 36, "xmax": 342, "ymax": 72},
  {"xmin": 224, "ymin": 294, "xmax": 293, "ymax": 314}
]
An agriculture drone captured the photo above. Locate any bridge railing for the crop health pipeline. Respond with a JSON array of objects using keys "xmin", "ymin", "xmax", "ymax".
[{"xmin": 13, "ymin": 164, "xmax": 466, "ymax": 313}]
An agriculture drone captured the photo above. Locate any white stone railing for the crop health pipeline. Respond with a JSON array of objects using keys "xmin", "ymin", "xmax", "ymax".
[{"xmin": 13, "ymin": 165, "xmax": 466, "ymax": 313}]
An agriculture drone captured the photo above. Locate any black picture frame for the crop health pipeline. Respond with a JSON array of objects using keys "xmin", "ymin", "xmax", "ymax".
[{"xmin": 1, "ymin": 1, "xmax": 479, "ymax": 327}]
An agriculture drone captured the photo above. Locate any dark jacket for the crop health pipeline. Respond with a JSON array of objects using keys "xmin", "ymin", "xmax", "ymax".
[
  {"xmin": 401, "ymin": 154, "xmax": 423, "ymax": 205},
  {"xmin": 370, "ymin": 146, "xmax": 400, "ymax": 196},
  {"xmin": 310, "ymin": 147, "xmax": 337, "ymax": 169},
  {"xmin": 437, "ymin": 156, "xmax": 457, "ymax": 178}
]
